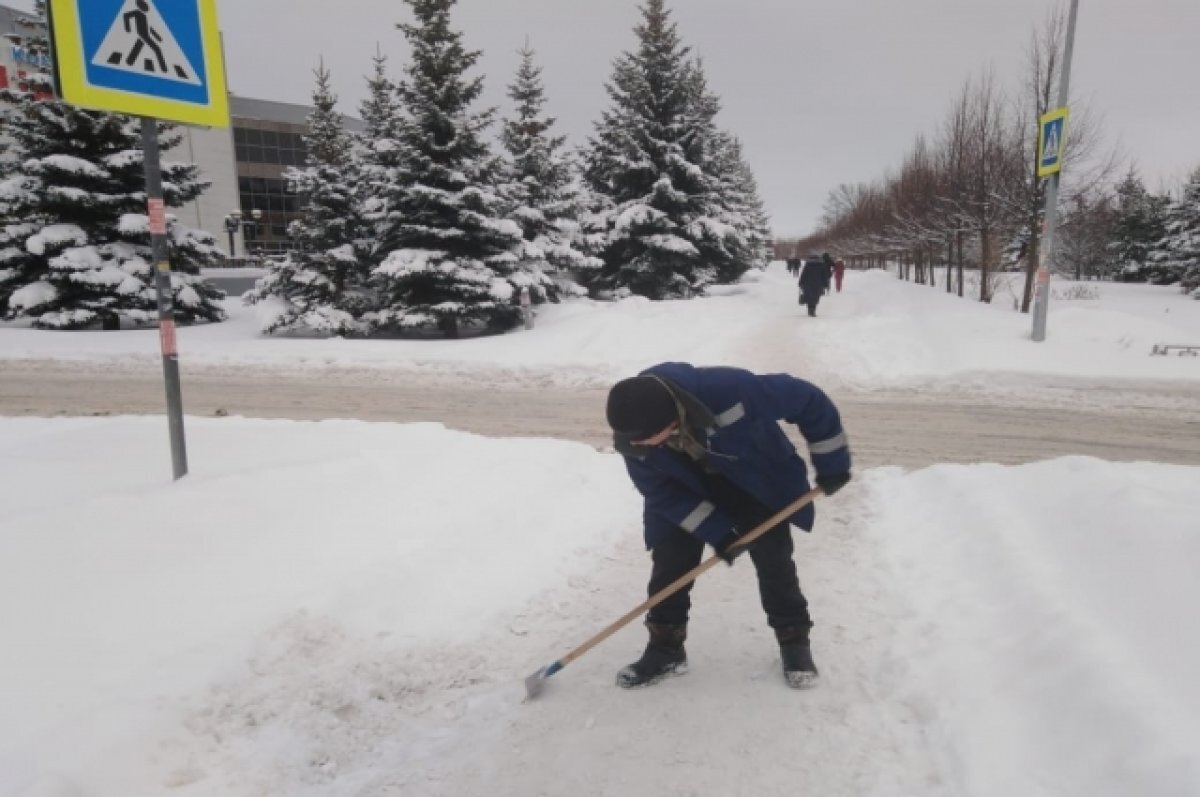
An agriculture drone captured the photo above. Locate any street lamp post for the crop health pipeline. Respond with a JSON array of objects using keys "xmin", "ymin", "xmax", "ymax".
[
  {"xmin": 223, "ymin": 210, "xmax": 240, "ymax": 257},
  {"xmin": 243, "ymin": 209, "xmax": 262, "ymax": 258},
  {"xmin": 222, "ymin": 209, "xmax": 264, "ymax": 261}
]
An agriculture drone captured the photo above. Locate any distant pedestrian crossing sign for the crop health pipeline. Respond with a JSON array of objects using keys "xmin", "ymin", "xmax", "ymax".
[
  {"xmin": 1037, "ymin": 107, "xmax": 1069, "ymax": 178},
  {"xmin": 48, "ymin": 0, "xmax": 228, "ymax": 127}
]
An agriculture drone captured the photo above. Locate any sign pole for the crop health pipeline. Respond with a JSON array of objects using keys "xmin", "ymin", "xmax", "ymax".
[
  {"xmin": 142, "ymin": 116, "xmax": 188, "ymax": 480},
  {"xmin": 50, "ymin": 0, "xmax": 230, "ymax": 480},
  {"xmin": 1031, "ymin": 0, "xmax": 1081, "ymax": 342}
]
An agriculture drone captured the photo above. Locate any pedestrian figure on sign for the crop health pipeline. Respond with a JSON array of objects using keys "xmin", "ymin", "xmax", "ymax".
[
  {"xmin": 119, "ymin": 0, "xmax": 168, "ymax": 75},
  {"xmin": 605, "ymin": 364, "xmax": 852, "ymax": 689}
]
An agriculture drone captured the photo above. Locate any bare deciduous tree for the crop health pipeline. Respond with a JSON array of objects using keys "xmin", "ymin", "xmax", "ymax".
[{"xmin": 792, "ymin": 3, "xmax": 1123, "ymax": 307}]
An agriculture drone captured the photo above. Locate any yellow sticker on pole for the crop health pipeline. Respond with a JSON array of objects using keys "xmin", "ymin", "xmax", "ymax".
[{"xmin": 48, "ymin": 0, "xmax": 229, "ymax": 127}]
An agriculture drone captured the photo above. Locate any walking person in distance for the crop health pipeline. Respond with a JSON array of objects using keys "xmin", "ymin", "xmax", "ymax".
[{"xmin": 798, "ymin": 255, "xmax": 831, "ymax": 317}]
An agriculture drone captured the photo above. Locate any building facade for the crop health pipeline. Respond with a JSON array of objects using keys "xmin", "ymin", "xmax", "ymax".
[
  {"xmin": 227, "ymin": 96, "xmax": 315, "ymax": 257},
  {"xmin": 0, "ymin": 4, "xmax": 52, "ymax": 99},
  {"xmin": 172, "ymin": 95, "xmax": 364, "ymax": 260},
  {"xmin": 1, "ymin": 3, "xmax": 361, "ymax": 261},
  {"xmin": 172, "ymin": 120, "xmax": 243, "ymax": 257}
]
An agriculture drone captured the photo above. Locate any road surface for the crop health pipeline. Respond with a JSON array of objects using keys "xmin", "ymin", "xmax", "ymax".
[{"xmin": 3, "ymin": 360, "xmax": 1198, "ymax": 469}]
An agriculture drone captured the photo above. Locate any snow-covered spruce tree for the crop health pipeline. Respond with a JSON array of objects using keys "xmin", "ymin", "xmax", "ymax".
[
  {"xmin": 1107, "ymin": 169, "xmax": 1169, "ymax": 282},
  {"xmin": 354, "ymin": 49, "xmax": 406, "ymax": 244},
  {"xmin": 1147, "ymin": 167, "xmax": 1200, "ymax": 292},
  {"xmin": 581, "ymin": 0, "xmax": 750, "ymax": 299},
  {"xmin": 499, "ymin": 44, "xmax": 600, "ymax": 300},
  {"xmin": 727, "ymin": 156, "xmax": 772, "ymax": 270},
  {"xmin": 671, "ymin": 61, "xmax": 754, "ymax": 286},
  {"xmin": 360, "ymin": 49, "xmax": 403, "ymax": 144},
  {"xmin": 738, "ymin": 168, "xmax": 773, "ymax": 269},
  {"xmin": 245, "ymin": 62, "xmax": 365, "ymax": 334},
  {"xmin": 708, "ymin": 130, "xmax": 772, "ymax": 272},
  {"xmin": 0, "ymin": 4, "xmax": 224, "ymax": 329},
  {"xmin": 368, "ymin": 0, "xmax": 533, "ymax": 338}
]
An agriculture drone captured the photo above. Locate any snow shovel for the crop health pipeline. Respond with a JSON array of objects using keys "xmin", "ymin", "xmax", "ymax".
[{"xmin": 524, "ymin": 486, "xmax": 824, "ymax": 700}]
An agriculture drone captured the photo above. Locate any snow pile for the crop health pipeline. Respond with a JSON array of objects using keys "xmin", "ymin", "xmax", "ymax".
[
  {"xmin": 1, "ymin": 416, "xmax": 1197, "ymax": 796},
  {"xmin": 864, "ymin": 458, "xmax": 1200, "ymax": 795},
  {"xmin": 0, "ymin": 416, "xmax": 634, "ymax": 796},
  {"xmin": 792, "ymin": 269, "xmax": 1200, "ymax": 390}
]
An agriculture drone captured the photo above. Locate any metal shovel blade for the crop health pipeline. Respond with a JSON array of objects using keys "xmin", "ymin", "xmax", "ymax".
[{"xmin": 523, "ymin": 660, "xmax": 562, "ymax": 701}]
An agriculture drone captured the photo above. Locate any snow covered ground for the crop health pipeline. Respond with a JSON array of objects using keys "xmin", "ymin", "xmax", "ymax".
[
  {"xmin": 2, "ymin": 418, "xmax": 1197, "ymax": 796},
  {"xmin": 2, "ymin": 263, "xmax": 1198, "ymax": 397},
  {"xmin": 2, "ymin": 264, "xmax": 1199, "ymax": 796},
  {"xmin": 799, "ymin": 270, "xmax": 1200, "ymax": 393}
]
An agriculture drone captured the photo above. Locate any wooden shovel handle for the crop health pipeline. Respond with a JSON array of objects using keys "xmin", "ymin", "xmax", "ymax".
[{"xmin": 558, "ymin": 487, "xmax": 824, "ymax": 669}]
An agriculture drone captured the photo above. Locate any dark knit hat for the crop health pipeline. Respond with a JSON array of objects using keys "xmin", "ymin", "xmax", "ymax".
[{"xmin": 606, "ymin": 376, "xmax": 678, "ymax": 441}]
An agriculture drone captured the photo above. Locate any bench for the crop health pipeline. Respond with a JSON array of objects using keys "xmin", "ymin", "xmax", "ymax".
[{"xmin": 1150, "ymin": 344, "xmax": 1200, "ymax": 356}]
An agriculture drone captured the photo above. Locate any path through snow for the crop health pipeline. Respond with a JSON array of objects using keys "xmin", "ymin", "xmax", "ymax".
[{"xmin": 155, "ymin": 489, "xmax": 948, "ymax": 797}]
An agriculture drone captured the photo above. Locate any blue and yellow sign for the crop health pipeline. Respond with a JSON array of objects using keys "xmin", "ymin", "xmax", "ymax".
[
  {"xmin": 48, "ymin": 0, "xmax": 228, "ymax": 127},
  {"xmin": 1037, "ymin": 107, "xmax": 1069, "ymax": 178}
]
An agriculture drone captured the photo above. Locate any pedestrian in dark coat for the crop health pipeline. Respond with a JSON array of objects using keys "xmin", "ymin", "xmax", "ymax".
[
  {"xmin": 798, "ymin": 257, "xmax": 830, "ymax": 316},
  {"xmin": 605, "ymin": 362, "xmax": 852, "ymax": 690}
]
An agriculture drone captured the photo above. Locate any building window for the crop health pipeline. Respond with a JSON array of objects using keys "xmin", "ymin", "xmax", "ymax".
[
  {"xmin": 234, "ymin": 126, "xmax": 308, "ymax": 166},
  {"xmin": 238, "ymin": 176, "xmax": 302, "ymax": 252},
  {"xmin": 237, "ymin": 176, "xmax": 301, "ymax": 213}
]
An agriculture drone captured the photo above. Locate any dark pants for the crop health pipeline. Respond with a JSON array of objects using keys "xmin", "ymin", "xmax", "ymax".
[
  {"xmin": 799, "ymin": 286, "xmax": 821, "ymax": 316},
  {"xmin": 645, "ymin": 477, "xmax": 811, "ymax": 631}
]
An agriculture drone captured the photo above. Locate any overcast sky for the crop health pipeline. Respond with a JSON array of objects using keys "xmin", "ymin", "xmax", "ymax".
[{"xmin": 19, "ymin": 0, "xmax": 1200, "ymax": 236}]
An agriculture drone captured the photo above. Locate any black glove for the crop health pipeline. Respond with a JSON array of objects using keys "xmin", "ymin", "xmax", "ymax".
[
  {"xmin": 713, "ymin": 531, "xmax": 749, "ymax": 566},
  {"xmin": 816, "ymin": 472, "xmax": 851, "ymax": 496}
]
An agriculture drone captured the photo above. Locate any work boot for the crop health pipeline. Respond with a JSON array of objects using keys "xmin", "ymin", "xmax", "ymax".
[
  {"xmin": 777, "ymin": 624, "xmax": 819, "ymax": 689},
  {"xmin": 616, "ymin": 622, "xmax": 688, "ymax": 688}
]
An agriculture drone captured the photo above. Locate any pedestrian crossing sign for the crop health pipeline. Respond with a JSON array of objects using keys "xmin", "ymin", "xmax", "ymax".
[
  {"xmin": 1037, "ymin": 107, "xmax": 1069, "ymax": 178},
  {"xmin": 47, "ymin": 0, "xmax": 228, "ymax": 127}
]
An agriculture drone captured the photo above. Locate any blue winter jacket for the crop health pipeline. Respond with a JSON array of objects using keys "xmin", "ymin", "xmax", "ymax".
[{"xmin": 619, "ymin": 362, "xmax": 851, "ymax": 549}]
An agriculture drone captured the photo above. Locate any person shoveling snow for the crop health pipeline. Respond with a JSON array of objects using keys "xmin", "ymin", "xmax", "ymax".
[
  {"xmin": 523, "ymin": 363, "xmax": 850, "ymax": 699},
  {"xmin": 604, "ymin": 363, "xmax": 851, "ymax": 689}
]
